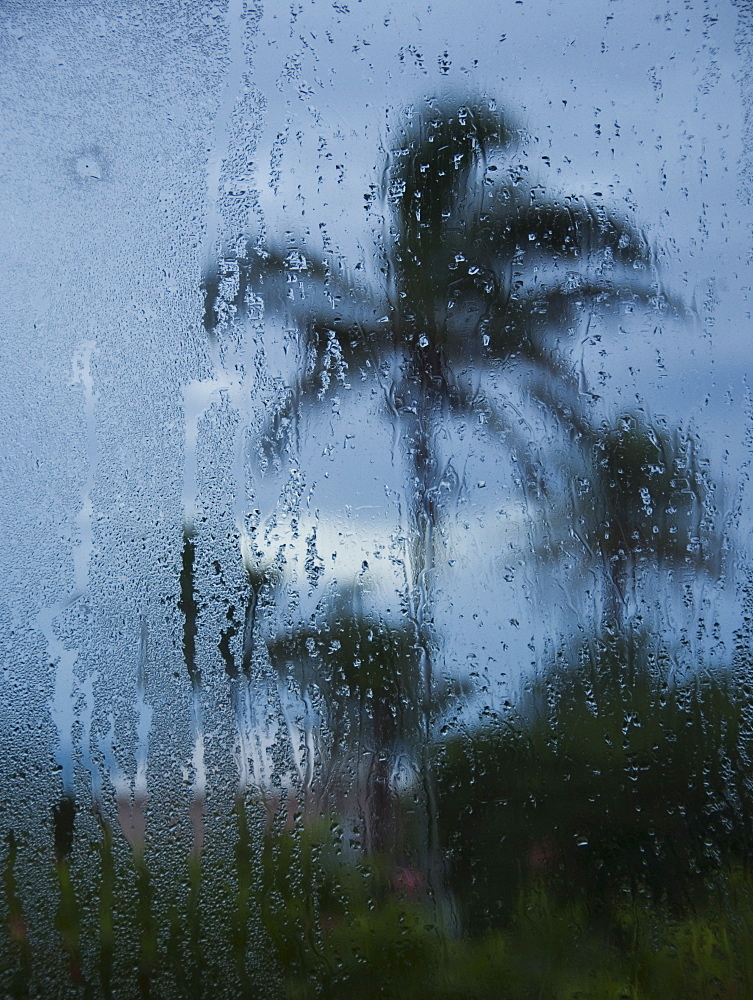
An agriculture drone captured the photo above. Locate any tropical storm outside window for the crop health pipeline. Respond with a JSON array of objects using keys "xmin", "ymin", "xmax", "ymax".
[{"xmin": 1, "ymin": 1, "xmax": 753, "ymax": 997}]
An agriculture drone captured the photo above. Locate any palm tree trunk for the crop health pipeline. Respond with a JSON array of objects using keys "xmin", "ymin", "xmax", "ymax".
[{"xmin": 401, "ymin": 345, "xmax": 448, "ymax": 914}]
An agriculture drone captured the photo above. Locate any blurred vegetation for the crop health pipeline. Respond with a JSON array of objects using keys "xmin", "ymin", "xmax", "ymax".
[
  {"xmin": 435, "ymin": 634, "xmax": 753, "ymax": 935},
  {"xmin": 4, "ymin": 784, "xmax": 753, "ymax": 998}
]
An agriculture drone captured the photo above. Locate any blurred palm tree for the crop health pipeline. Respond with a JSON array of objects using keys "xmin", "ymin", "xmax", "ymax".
[
  {"xmin": 266, "ymin": 599, "xmax": 468, "ymax": 856},
  {"xmin": 202, "ymin": 96, "xmax": 672, "ymax": 853},
  {"xmin": 548, "ymin": 410, "xmax": 725, "ymax": 636}
]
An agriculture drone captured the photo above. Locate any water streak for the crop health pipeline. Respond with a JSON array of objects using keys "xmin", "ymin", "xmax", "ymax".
[{"xmin": 42, "ymin": 341, "xmax": 97, "ymax": 797}]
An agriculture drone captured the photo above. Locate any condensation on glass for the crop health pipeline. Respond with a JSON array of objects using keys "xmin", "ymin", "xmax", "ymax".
[{"xmin": 1, "ymin": 2, "xmax": 752, "ymax": 997}]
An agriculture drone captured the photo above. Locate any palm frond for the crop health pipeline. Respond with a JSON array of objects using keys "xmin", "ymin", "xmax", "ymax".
[
  {"xmin": 203, "ymin": 245, "xmax": 389, "ymax": 346},
  {"xmin": 477, "ymin": 187, "xmax": 650, "ymax": 269}
]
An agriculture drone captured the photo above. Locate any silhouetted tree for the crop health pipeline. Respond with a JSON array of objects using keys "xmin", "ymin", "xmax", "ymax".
[{"xmin": 202, "ymin": 97, "xmax": 672, "ymax": 865}]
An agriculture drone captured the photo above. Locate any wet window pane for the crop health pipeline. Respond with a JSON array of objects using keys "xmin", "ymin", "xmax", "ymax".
[{"xmin": 2, "ymin": 2, "xmax": 753, "ymax": 996}]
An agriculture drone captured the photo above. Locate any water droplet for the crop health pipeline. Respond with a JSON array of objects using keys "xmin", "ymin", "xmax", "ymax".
[{"xmin": 75, "ymin": 155, "xmax": 102, "ymax": 180}]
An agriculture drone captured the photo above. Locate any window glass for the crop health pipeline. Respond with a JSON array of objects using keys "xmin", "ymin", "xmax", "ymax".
[{"xmin": 2, "ymin": 2, "xmax": 752, "ymax": 996}]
